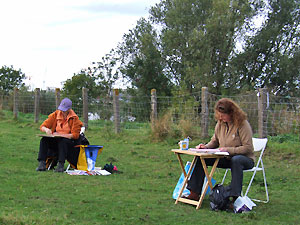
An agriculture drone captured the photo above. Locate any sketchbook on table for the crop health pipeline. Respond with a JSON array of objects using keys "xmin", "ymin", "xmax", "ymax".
[{"xmin": 189, "ymin": 148, "xmax": 229, "ymax": 155}]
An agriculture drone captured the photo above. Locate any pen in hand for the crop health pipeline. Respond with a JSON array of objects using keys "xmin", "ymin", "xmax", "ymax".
[{"xmin": 196, "ymin": 144, "xmax": 207, "ymax": 149}]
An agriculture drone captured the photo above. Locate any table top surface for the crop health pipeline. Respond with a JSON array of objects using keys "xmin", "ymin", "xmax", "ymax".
[{"xmin": 171, "ymin": 149, "xmax": 228, "ymax": 157}]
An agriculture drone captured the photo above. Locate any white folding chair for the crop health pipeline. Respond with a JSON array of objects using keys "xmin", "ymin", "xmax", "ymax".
[{"xmin": 221, "ymin": 137, "xmax": 269, "ymax": 203}]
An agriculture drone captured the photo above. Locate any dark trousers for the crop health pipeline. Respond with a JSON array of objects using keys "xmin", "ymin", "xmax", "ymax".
[
  {"xmin": 187, "ymin": 155, "xmax": 254, "ymax": 197},
  {"xmin": 37, "ymin": 137, "xmax": 79, "ymax": 163}
]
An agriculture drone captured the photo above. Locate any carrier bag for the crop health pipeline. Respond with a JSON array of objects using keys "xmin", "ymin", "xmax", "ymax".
[
  {"xmin": 173, "ymin": 161, "xmax": 216, "ymax": 199},
  {"xmin": 234, "ymin": 196, "xmax": 256, "ymax": 213}
]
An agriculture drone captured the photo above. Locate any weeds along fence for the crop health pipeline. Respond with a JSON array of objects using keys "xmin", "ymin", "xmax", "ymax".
[{"xmin": 1, "ymin": 87, "xmax": 300, "ymax": 140}]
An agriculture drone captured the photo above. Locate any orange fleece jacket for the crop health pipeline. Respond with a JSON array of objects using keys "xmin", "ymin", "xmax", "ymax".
[{"xmin": 40, "ymin": 109, "xmax": 83, "ymax": 139}]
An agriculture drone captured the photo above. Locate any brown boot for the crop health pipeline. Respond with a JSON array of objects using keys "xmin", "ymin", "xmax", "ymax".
[
  {"xmin": 185, "ymin": 191, "xmax": 200, "ymax": 201},
  {"xmin": 228, "ymin": 196, "xmax": 238, "ymax": 210}
]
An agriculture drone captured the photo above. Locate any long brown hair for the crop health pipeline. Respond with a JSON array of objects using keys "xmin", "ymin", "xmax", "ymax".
[{"xmin": 214, "ymin": 98, "xmax": 247, "ymax": 128}]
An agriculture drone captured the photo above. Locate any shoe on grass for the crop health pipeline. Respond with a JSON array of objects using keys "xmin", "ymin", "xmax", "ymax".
[
  {"xmin": 55, "ymin": 162, "xmax": 65, "ymax": 172},
  {"xmin": 183, "ymin": 190, "xmax": 200, "ymax": 201},
  {"xmin": 36, "ymin": 160, "xmax": 46, "ymax": 171}
]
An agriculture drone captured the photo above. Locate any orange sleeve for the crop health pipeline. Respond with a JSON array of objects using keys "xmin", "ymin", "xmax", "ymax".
[
  {"xmin": 40, "ymin": 111, "xmax": 57, "ymax": 132},
  {"xmin": 70, "ymin": 117, "xmax": 83, "ymax": 139}
]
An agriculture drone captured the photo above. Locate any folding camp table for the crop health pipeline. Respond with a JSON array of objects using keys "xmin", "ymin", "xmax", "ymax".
[{"xmin": 171, "ymin": 149, "xmax": 227, "ymax": 209}]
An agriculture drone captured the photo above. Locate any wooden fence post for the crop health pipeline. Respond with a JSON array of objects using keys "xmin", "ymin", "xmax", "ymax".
[
  {"xmin": 201, "ymin": 87, "xmax": 209, "ymax": 138},
  {"xmin": 34, "ymin": 88, "xmax": 40, "ymax": 123},
  {"xmin": 13, "ymin": 87, "xmax": 18, "ymax": 119},
  {"xmin": 55, "ymin": 88, "xmax": 60, "ymax": 109},
  {"xmin": 258, "ymin": 88, "xmax": 268, "ymax": 138},
  {"xmin": 82, "ymin": 87, "xmax": 88, "ymax": 129},
  {"xmin": 151, "ymin": 89, "xmax": 157, "ymax": 126},
  {"xmin": 113, "ymin": 89, "xmax": 120, "ymax": 134}
]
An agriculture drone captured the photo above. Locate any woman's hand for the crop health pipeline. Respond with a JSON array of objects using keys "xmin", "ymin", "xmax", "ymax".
[
  {"xmin": 196, "ymin": 144, "xmax": 207, "ymax": 149},
  {"xmin": 42, "ymin": 126, "xmax": 52, "ymax": 135},
  {"xmin": 219, "ymin": 147, "xmax": 227, "ymax": 152}
]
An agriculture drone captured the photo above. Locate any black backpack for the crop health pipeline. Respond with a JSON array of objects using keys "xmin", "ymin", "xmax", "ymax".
[
  {"xmin": 79, "ymin": 133, "xmax": 89, "ymax": 145},
  {"xmin": 209, "ymin": 184, "xmax": 231, "ymax": 211}
]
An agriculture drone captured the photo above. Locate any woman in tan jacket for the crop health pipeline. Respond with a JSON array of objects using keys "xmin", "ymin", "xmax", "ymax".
[
  {"xmin": 186, "ymin": 98, "xmax": 254, "ymax": 204},
  {"xmin": 36, "ymin": 98, "xmax": 83, "ymax": 172}
]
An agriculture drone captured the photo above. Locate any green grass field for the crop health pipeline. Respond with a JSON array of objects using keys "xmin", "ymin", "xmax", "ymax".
[{"xmin": 0, "ymin": 110, "xmax": 300, "ymax": 224}]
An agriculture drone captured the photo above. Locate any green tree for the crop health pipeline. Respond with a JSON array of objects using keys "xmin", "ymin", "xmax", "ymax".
[
  {"xmin": 229, "ymin": 0, "xmax": 300, "ymax": 96},
  {"xmin": 87, "ymin": 49, "xmax": 119, "ymax": 97},
  {"xmin": 84, "ymin": 50, "xmax": 120, "ymax": 120},
  {"xmin": 150, "ymin": 0, "xmax": 258, "ymax": 94},
  {"xmin": 61, "ymin": 72, "xmax": 97, "ymax": 104},
  {"xmin": 118, "ymin": 18, "xmax": 173, "ymax": 97},
  {"xmin": 0, "ymin": 65, "xmax": 26, "ymax": 94},
  {"xmin": 116, "ymin": 18, "xmax": 174, "ymax": 121},
  {"xmin": 63, "ymin": 52, "xmax": 120, "ymax": 120}
]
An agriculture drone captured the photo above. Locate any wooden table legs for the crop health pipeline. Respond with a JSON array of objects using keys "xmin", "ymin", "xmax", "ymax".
[{"xmin": 174, "ymin": 153, "xmax": 220, "ymax": 209}]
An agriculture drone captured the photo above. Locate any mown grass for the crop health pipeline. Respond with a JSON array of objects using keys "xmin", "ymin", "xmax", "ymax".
[{"xmin": 0, "ymin": 110, "xmax": 300, "ymax": 224}]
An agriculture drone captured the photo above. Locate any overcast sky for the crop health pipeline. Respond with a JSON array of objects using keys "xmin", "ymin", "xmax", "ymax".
[{"xmin": 0, "ymin": 0, "xmax": 161, "ymax": 90}]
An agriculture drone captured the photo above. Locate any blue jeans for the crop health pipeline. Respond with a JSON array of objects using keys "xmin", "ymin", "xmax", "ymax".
[{"xmin": 187, "ymin": 155, "xmax": 254, "ymax": 197}]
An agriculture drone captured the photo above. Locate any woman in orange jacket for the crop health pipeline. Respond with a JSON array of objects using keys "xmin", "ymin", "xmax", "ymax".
[{"xmin": 36, "ymin": 98, "xmax": 83, "ymax": 172}]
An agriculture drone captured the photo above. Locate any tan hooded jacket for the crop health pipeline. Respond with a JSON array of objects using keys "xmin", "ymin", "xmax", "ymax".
[{"xmin": 206, "ymin": 120, "xmax": 255, "ymax": 161}]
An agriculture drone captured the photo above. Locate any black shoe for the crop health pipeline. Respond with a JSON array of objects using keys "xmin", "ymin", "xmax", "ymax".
[
  {"xmin": 36, "ymin": 161, "xmax": 46, "ymax": 171},
  {"xmin": 55, "ymin": 162, "xmax": 65, "ymax": 172}
]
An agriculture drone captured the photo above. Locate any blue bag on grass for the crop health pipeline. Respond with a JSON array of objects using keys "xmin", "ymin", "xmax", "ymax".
[{"xmin": 172, "ymin": 161, "xmax": 216, "ymax": 199}]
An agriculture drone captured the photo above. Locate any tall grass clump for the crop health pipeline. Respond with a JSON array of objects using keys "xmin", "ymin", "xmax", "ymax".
[
  {"xmin": 178, "ymin": 116, "xmax": 200, "ymax": 139},
  {"xmin": 150, "ymin": 111, "xmax": 176, "ymax": 141},
  {"xmin": 150, "ymin": 111, "xmax": 197, "ymax": 142},
  {"xmin": 0, "ymin": 109, "xmax": 4, "ymax": 119}
]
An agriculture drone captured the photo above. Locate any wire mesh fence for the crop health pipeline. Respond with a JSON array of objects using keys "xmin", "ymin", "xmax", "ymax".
[
  {"xmin": 1, "ymin": 88, "xmax": 300, "ymax": 141},
  {"xmin": 154, "ymin": 90, "xmax": 261, "ymax": 137},
  {"xmin": 158, "ymin": 91, "xmax": 300, "ymax": 138}
]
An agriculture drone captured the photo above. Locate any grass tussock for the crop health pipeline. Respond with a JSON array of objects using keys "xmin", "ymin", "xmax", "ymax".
[
  {"xmin": 150, "ymin": 111, "xmax": 199, "ymax": 142},
  {"xmin": 150, "ymin": 111, "xmax": 175, "ymax": 141},
  {"xmin": 0, "ymin": 110, "xmax": 4, "ymax": 119},
  {"xmin": 178, "ymin": 117, "xmax": 194, "ymax": 139}
]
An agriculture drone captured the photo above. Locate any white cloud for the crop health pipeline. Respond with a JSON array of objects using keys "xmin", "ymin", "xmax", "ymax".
[{"xmin": 0, "ymin": 0, "xmax": 160, "ymax": 89}]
